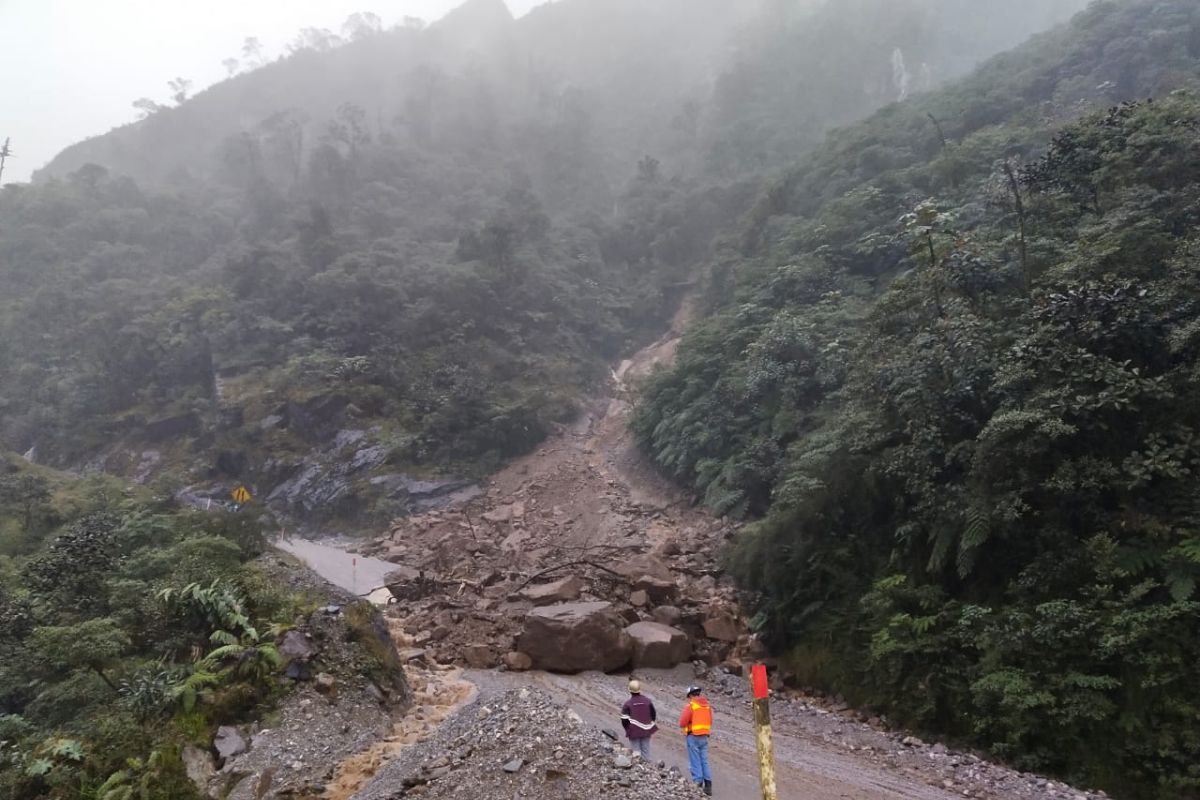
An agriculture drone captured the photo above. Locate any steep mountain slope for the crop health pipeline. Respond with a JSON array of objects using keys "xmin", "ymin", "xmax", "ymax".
[
  {"xmin": 634, "ymin": 1, "xmax": 1200, "ymax": 796},
  {"xmin": 0, "ymin": 0, "xmax": 1086, "ymax": 526}
]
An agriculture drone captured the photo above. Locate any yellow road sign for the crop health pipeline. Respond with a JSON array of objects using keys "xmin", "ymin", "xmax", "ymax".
[{"xmin": 231, "ymin": 486, "xmax": 251, "ymax": 504}]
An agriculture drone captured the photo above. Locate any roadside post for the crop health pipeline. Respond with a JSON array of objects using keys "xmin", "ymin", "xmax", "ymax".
[{"xmin": 750, "ymin": 663, "xmax": 779, "ymax": 800}]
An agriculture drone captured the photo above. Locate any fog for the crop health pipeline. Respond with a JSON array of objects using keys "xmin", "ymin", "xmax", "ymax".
[{"xmin": 0, "ymin": 0, "xmax": 553, "ymax": 183}]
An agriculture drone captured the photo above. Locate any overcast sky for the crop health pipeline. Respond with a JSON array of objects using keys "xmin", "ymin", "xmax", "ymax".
[{"xmin": 0, "ymin": 0, "xmax": 552, "ymax": 183}]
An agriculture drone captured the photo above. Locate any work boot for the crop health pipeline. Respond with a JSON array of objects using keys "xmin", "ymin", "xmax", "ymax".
[{"xmin": 703, "ymin": 780, "xmax": 713, "ymax": 796}]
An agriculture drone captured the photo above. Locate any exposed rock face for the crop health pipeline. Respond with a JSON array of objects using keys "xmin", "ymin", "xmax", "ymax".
[
  {"xmin": 625, "ymin": 621, "xmax": 692, "ymax": 669},
  {"xmin": 518, "ymin": 574, "xmax": 584, "ymax": 606},
  {"xmin": 517, "ymin": 602, "xmax": 632, "ymax": 673}
]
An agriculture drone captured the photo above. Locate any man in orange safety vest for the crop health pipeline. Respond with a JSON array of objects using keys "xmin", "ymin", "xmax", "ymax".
[{"xmin": 679, "ymin": 685, "xmax": 713, "ymax": 796}]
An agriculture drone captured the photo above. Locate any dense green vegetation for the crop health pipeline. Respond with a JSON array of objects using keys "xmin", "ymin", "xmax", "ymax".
[
  {"xmin": 635, "ymin": 1, "xmax": 1200, "ymax": 796},
  {"xmin": 0, "ymin": 0, "xmax": 1083, "ymax": 526},
  {"xmin": 0, "ymin": 455, "xmax": 298, "ymax": 799}
]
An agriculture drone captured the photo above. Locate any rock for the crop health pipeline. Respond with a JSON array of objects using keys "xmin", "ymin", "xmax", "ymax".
[
  {"xmin": 482, "ymin": 505, "xmax": 515, "ymax": 524},
  {"xmin": 615, "ymin": 555, "xmax": 678, "ymax": 602},
  {"xmin": 398, "ymin": 648, "xmax": 428, "ymax": 664},
  {"xmin": 614, "ymin": 754, "xmax": 634, "ymax": 769},
  {"xmin": 315, "ymin": 673, "xmax": 337, "ymax": 694},
  {"xmin": 519, "ymin": 575, "xmax": 585, "ymax": 606},
  {"xmin": 278, "ymin": 629, "xmax": 316, "ymax": 662},
  {"xmin": 629, "ymin": 590, "xmax": 649, "ymax": 607},
  {"xmin": 625, "ymin": 621, "xmax": 692, "ymax": 669},
  {"xmin": 651, "ymin": 606, "xmax": 683, "ymax": 627},
  {"xmin": 463, "ymin": 644, "xmax": 496, "ymax": 669},
  {"xmin": 503, "ymin": 652, "xmax": 533, "ymax": 671},
  {"xmin": 702, "ymin": 612, "xmax": 742, "ymax": 643},
  {"xmin": 214, "ymin": 726, "xmax": 247, "ymax": 761},
  {"xmin": 181, "ymin": 744, "xmax": 215, "ymax": 791},
  {"xmin": 502, "ymin": 758, "xmax": 524, "ymax": 773},
  {"xmin": 517, "ymin": 602, "xmax": 633, "ymax": 673},
  {"xmin": 285, "ymin": 661, "xmax": 313, "ymax": 681},
  {"xmin": 902, "ymin": 735, "xmax": 924, "ymax": 747}
]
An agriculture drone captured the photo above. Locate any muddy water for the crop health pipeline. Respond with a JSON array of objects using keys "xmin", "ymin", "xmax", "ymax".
[
  {"xmin": 277, "ymin": 539, "xmax": 478, "ymax": 798},
  {"xmin": 322, "ymin": 619, "xmax": 477, "ymax": 800}
]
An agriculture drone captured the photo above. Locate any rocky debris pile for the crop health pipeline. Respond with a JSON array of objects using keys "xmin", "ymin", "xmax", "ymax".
[
  {"xmin": 351, "ymin": 688, "xmax": 705, "ymax": 800},
  {"xmin": 360, "ymin": 493, "xmax": 755, "ymax": 675}
]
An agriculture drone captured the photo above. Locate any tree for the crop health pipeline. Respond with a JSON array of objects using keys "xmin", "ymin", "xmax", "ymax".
[
  {"xmin": 636, "ymin": 155, "xmax": 661, "ymax": 184},
  {"xmin": 241, "ymin": 36, "xmax": 265, "ymax": 67},
  {"xmin": 0, "ymin": 138, "xmax": 12, "ymax": 184},
  {"xmin": 287, "ymin": 28, "xmax": 343, "ymax": 55},
  {"xmin": 131, "ymin": 98, "xmax": 164, "ymax": 120},
  {"xmin": 167, "ymin": 78, "xmax": 192, "ymax": 106},
  {"xmin": 221, "ymin": 57, "xmax": 240, "ymax": 77},
  {"xmin": 342, "ymin": 12, "xmax": 383, "ymax": 41},
  {"xmin": 0, "ymin": 473, "xmax": 50, "ymax": 531},
  {"xmin": 31, "ymin": 619, "xmax": 130, "ymax": 692}
]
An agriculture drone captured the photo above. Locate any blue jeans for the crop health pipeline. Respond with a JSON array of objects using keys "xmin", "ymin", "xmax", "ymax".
[
  {"xmin": 686, "ymin": 734, "xmax": 712, "ymax": 783},
  {"xmin": 628, "ymin": 736, "xmax": 652, "ymax": 760}
]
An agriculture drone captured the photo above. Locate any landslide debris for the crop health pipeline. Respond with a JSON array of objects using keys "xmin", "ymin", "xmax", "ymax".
[{"xmin": 350, "ymin": 688, "xmax": 705, "ymax": 800}]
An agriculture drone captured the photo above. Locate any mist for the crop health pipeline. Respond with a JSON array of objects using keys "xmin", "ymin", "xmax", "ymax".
[{"xmin": 0, "ymin": 0, "xmax": 554, "ymax": 183}]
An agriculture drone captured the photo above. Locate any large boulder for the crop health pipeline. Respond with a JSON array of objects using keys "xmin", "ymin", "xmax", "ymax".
[
  {"xmin": 519, "ymin": 575, "xmax": 584, "ymax": 606},
  {"xmin": 517, "ymin": 602, "xmax": 632, "ymax": 673},
  {"xmin": 702, "ymin": 611, "xmax": 742, "ymax": 643},
  {"xmin": 625, "ymin": 621, "xmax": 692, "ymax": 669}
]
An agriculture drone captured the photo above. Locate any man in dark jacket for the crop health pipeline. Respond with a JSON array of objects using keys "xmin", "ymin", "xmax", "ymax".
[{"xmin": 620, "ymin": 679, "xmax": 658, "ymax": 759}]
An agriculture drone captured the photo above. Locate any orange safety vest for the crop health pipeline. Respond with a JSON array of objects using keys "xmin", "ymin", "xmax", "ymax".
[{"xmin": 682, "ymin": 699, "xmax": 713, "ymax": 736}]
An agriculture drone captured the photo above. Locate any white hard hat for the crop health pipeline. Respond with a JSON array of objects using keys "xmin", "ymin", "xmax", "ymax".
[{"xmin": 628, "ymin": 680, "xmax": 641, "ymax": 693}]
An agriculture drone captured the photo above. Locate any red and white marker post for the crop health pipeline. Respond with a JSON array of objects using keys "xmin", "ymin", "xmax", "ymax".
[{"xmin": 750, "ymin": 663, "xmax": 779, "ymax": 800}]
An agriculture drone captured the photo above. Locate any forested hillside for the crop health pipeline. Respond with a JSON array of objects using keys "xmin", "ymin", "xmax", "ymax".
[
  {"xmin": 0, "ymin": 457, "xmax": 314, "ymax": 799},
  {"xmin": 0, "ymin": 0, "xmax": 1083, "ymax": 525},
  {"xmin": 634, "ymin": 1, "xmax": 1200, "ymax": 796}
]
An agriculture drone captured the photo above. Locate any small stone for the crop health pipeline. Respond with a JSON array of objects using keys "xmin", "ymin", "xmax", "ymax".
[
  {"xmin": 614, "ymin": 754, "xmax": 633, "ymax": 769},
  {"xmin": 502, "ymin": 758, "xmax": 524, "ymax": 773},
  {"xmin": 315, "ymin": 673, "xmax": 337, "ymax": 694}
]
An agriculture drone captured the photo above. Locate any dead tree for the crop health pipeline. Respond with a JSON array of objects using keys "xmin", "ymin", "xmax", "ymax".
[
  {"xmin": 0, "ymin": 138, "xmax": 12, "ymax": 184},
  {"xmin": 1003, "ymin": 159, "xmax": 1031, "ymax": 298}
]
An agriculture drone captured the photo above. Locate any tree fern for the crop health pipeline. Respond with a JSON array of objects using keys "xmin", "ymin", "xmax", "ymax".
[{"xmin": 957, "ymin": 507, "xmax": 992, "ymax": 578}]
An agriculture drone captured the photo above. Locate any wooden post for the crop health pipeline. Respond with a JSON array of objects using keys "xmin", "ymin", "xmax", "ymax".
[{"xmin": 750, "ymin": 664, "xmax": 779, "ymax": 800}]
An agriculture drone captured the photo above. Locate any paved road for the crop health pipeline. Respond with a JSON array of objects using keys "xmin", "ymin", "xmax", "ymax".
[
  {"xmin": 277, "ymin": 538, "xmax": 397, "ymax": 604},
  {"xmin": 471, "ymin": 667, "xmax": 960, "ymax": 800}
]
